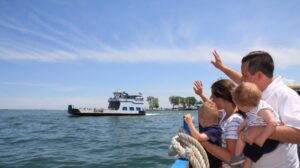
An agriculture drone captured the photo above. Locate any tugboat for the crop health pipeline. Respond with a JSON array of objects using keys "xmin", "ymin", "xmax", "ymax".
[{"xmin": 68, "ymin": 91, "xmax": 146, "ymax": 116}]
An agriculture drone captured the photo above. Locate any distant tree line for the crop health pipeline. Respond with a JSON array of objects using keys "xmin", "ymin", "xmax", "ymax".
[
  {"xmin": 169, "ymin": 96, "xmax": 202, "ymax": 109},
  {"xmin": 146, "ymin": 96, "xmax": 159, "ymax": 110},
  {"xmin": 146, "ymin": 96, "xmax": 202, "ymax": 110}
]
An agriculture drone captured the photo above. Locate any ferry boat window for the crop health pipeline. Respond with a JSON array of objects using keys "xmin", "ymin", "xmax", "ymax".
[
  {"xmin": 136, "ymin": 107, "xmax": 141, "ymax": 111},
  {"xmin": 108, "ymin": 102, "xmax": 120, "ymax": 110},
  {"xmin": 122, "ymin": 107, "xmax": 128, "ymax": 111},
  {"xmin": 129, "ymin": 107, "xmax": 134, "ymax": 111}
]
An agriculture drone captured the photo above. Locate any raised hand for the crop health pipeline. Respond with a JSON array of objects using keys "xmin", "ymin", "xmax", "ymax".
[
  {"xmin": 193, "ymin": 80, "xmax": 210, "ymax": 102},
  {"xmin": 211, "ymin": 50, "xmax": 224, "ymax": 70},
  {"xmin": 193, "ymin": 80, "xmax": 204, "ymax": 96}
]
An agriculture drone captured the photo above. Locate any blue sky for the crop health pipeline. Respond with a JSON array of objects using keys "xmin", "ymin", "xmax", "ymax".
[{"xmin": 1, "ymin": 0, "xmax": 300, "ymax": 109}]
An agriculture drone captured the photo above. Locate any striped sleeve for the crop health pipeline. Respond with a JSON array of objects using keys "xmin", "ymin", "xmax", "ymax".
[{"xmin": 224, "ymin": 114, "xmax": 243, "ymax": 140}]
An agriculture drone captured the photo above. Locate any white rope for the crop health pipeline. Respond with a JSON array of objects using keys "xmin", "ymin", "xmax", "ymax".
[{"xmin": 168, "ymin": 128, "xmax": 209, "ymax": 168}]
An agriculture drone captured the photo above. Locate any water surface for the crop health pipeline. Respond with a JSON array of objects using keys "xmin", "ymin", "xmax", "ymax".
[{"xmin": 0, "ymin": 110, "xmax": 197, "ymax": 168}]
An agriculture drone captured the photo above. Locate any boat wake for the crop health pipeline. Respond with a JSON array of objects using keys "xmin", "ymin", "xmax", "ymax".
[{"xmin": 146, "ymin": 113, "xmax": 164, "ymax": 116}]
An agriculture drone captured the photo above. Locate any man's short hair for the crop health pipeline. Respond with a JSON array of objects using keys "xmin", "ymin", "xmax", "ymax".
[{"xmin": 242, "ymin": 51, "xmax": 274, "ymax": 78}]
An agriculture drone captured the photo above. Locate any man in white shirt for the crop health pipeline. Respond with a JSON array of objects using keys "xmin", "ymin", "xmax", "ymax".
[{"xmin": 211, "ymin": 50, "xmax": 300, "ymax": 168}]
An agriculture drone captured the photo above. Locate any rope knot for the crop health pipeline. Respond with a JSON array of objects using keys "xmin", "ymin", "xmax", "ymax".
[{"xmin": 168, "ymin": 127, "xmax": 209, "ymax": 168}]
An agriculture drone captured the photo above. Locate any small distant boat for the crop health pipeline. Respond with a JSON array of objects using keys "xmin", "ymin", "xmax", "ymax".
[{"xmin": 68, "ymin": 90, "xmax": 146, "ymax": 116}]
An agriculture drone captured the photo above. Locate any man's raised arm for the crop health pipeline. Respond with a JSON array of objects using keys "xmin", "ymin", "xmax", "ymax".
[{"xmin": 211, "ymin": 50, "xmax": 243, "ymax": 84}]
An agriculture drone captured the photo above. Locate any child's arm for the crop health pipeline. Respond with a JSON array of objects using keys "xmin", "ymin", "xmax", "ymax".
[
  {"xmin": 237, "ymin": 120, "xmax": 246, "ymax": 134},
  {"xmin": 235, "ymin": 120, "xmax": 247, "ymax": 156},
  {"xmin": 184, "ymin": 114, "xmax": 209, "ymax": 141},
  {"xmin": 254, "ymin": 109, "xmax": 278, "ymax": 147}
]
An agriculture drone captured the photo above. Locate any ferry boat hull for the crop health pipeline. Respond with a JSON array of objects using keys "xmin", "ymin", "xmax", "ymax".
[
  {"xmin": 68, "ymin": 91, "xmax": 146, "ymax": 116},
  {"xmin": 68, "ymin": 105, "xmax": 146, "ymax": 116}
]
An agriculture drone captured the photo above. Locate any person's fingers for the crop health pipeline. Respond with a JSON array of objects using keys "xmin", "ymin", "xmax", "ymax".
[
  {"xmin": 199, "ymin": 81, "xmax": 203, "ymax": 87},
  {"xmin": 183, "ymin": 115, "xmax": 188, "ymax": 119},
  {"xmin": 193, "ymin": 81, "xmax": 198, "ymax": 87},
  {"xmin": 213, "ymin": 50, "xmax": 221, "ymax": 61},
  {"xmin": 194, "ymin": 82, "xmax": 200, "ymax": 89},
  {"xmin": 212, "ymin": 51, "xmax": 217, "ymax": 59},
  {"xmin": 195, "ymin": 80, "xmax": 202, "ymax": 88},
  {"xmin": 211, "ymin": 50, "xmax": 222, "ymax": 67},
  {"xmin": 211, "ymin": 61, "xmax": 216, "ymax": 66},
  {"xmin": 216, "ymin": 56, "xmax": 221, "ymax": 63},
  {"xmin": 193, "ymin": 87, "xmax": 197, "ymax": 93},
  {"xmin": 212, "ymin": 50, "xmax": 217, "ymax": 56},
  {"xmin": 215, "ymin": 53, "xmax": 222, "ymax": 63}
]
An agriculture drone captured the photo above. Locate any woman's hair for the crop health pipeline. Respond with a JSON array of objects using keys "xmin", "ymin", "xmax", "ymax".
[
  {"xmin": 211, "ymin": 79, "xmax": 236, "ymax": 105},
  {"xmin": 232, "ymin": 82, "xmax": 261, "ymax": 107}
]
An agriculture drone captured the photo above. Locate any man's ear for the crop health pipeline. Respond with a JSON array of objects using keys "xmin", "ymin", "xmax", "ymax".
[{"xmin": 255, "ymin": 71, "xmax": 264, "ymax": 80}]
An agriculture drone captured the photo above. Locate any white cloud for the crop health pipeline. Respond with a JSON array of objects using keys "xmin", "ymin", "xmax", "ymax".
[
  {"xmin": 1, "ymin": 8, "xmax": 300, "ymax": 68},
  {"xmin": 2, "ymin": 38, "xmax": 300, "ymax": 69},
  {"xmin": 0, "ymin": 97, "xmax": 108, "ymax": 110},
  {"xmin": 1, "ymin": 14, "xmax": 300, "ymax": 67},
  {"xmin": 0, "ymin": 47, "xmax": 78, "ymax": 62},
  {"xmin": 250, "ymin": 41, "xmax": 300, "ymax": 68},
  {"xmin": 0, "ymin": 82, "xmax": 82, "ymax": 92}
]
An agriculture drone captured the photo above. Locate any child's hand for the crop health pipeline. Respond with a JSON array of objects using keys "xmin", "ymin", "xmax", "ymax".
[
  {"xmin": 184, "ymin": 114, "xmax": 194, "ymax": 125},
  {"xmin": 237, "ymin": 126, "xmax": 244, "ymax": 135},
  {"xmin": 237, "ymin": 120, "xmax": 246, "ymax": 135},
  {"xmin": 240, "ymin": 131, "xmax": 253, "ymax": 145}
]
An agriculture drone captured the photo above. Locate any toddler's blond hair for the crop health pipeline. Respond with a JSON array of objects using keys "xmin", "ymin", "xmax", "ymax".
[
  {"xmin": 199, "ymin": 101, "xmax": 219, "ymax": 123},
  {"xmin": 232, "ymin": 82, "xmax": 261, "ymax": 107}
]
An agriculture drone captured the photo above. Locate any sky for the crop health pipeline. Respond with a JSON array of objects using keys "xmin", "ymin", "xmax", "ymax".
[{"xmin": 1, "ymin": 0, "xmax": 300, "ymax": 109}]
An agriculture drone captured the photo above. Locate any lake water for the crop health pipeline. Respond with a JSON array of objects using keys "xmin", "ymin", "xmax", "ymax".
[{"xmin": 0, "ymin": 110, "xmax": 197, "ymax": 168}]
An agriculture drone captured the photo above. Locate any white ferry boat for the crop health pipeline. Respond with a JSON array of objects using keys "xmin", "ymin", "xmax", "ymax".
[{"xmin": 68, "ymin": 91, "xmax": 146, "ymax": 116}]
